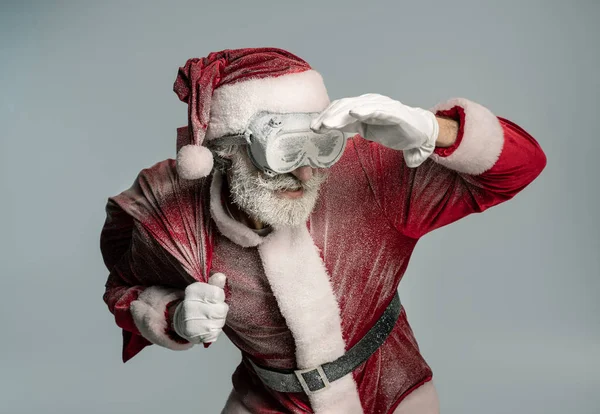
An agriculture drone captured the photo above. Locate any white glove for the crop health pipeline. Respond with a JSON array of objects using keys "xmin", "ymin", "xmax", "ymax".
[
  {"xmin": 311, "ymin": 93, "xmax": 440, "ymax": 167},
  {"xmin": 172, "ymin": 273, "xmax": 229, "ymax": 345}
]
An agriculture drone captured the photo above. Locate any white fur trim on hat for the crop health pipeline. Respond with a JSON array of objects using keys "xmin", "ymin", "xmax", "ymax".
[
  {"xmin": 429, "ymin": 98, "xmax": 504, "ymax": 175},
  {"xmin": 205, "ymin": 70, "xmax": 330, "ymax": 140},
  {"xmin": 130, "ymin": 286, "xmax": 193, "ymax": 351},
  {"xmin": 176, "ymin": 144, "xmax": 214, "ymax": 179}
]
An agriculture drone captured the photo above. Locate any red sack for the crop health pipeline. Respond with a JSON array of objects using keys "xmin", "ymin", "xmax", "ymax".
[{"xmin": 100, "ymin": 159, "xmax": 214, "ymax": 360}]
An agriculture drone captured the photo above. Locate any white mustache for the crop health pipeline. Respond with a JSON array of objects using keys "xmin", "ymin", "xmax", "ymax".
[
  {"xmin": 255, "ymin": 171, "xmax": 325, "ymax": 192},
  {"xmin": 228, "ymin": 150, "xmax": 328, "ymax": 228},
  {"xmin": 256, "ymin": 175, "xmax": 302, "ymax": 191}
]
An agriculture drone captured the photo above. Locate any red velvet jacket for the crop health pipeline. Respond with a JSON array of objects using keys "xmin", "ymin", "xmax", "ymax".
[{"xmin": 101, "ymin": 98, "xmax": 546, "ymax": 413}]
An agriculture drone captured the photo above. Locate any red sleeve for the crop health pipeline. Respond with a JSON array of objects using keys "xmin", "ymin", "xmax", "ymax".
[
  {"xmin": 101, "ymin": 197, "xmax": 192, "ymax": 362},
  {"xmin": 355, "ymin": 98, "xmax": 547, "ymax": 239},
  {"xmin": 103, "ymin": 265, "xmax": 151, "ymax": 362}
]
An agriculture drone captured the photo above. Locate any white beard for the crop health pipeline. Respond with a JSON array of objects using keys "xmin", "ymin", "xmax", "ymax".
[{"xmin": 227, "ymin": 150, "xmax": 327, "ymax": 229}]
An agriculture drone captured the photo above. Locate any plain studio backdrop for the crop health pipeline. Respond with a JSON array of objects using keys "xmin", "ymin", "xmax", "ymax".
[{"xmin": 1, "ymin": 1, "xmax": 598, "ymax": 413}]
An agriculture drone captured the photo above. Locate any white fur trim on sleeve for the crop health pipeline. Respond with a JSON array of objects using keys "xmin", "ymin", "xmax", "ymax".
[
  {"xmin": 258, "ymin": 226, "xmax": 363, "ymax": 413},
  {"xmin": 429, "ymin": 98, "xmax": 504, "ymax": 175},
  {"xmin": 130, "ymin": 287, "xmax": 193, "ymax": 351},
  {"xmin": 205, "ymin": 70, "xmax": 330, "ymax": 140}
]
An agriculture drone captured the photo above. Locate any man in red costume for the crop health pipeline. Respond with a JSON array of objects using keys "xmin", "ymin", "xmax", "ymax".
[{"xmin": 101, "ymin": 48, "xmax": 546, "ymax": 413}]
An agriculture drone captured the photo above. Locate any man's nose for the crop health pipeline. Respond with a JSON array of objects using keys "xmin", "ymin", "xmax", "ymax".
[{"xmin": 290, "ymin": 166, "xmax": 314, "ymax": 183}]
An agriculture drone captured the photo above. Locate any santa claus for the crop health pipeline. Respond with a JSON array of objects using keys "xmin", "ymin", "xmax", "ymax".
[{"xmin": 100, "ymin": 48, "xmax": 547, "ymax": 414}]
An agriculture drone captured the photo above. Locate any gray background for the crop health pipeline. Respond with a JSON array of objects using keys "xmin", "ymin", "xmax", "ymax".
[{"xmin": 1, "ymin": 0, "xmax": 598, "ymax": 413}]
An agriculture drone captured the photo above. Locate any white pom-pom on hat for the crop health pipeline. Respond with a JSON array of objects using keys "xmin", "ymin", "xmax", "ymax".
[{"xmin": 176, "ymin": 145, "xmax": 214, "ymax": 180}]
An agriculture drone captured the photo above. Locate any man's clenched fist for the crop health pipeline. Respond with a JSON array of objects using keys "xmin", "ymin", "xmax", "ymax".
[{"xmin": 172, "ymin": 273, "xmax": 229, "ymax": 344}]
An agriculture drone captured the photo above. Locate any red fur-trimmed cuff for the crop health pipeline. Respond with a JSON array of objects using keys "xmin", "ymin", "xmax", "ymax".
[
  {"xmin": 433, "ymin": 106, "xmax": 465, "ymax": 158},
  {"xmin": 130, "ymin": 287, "xmax": 194, "ymax": 351},
  {"xmin": 429, "ymin": 98, "xmax": 504, "ymax": 175}
]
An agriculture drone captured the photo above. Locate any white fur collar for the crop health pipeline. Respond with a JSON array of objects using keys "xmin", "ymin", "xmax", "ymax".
[{"xmin": 258, "ymin": 225, "xmax": 363, "ymax": 413}]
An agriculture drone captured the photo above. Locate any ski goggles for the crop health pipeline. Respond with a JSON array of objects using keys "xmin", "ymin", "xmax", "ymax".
[{"xmin": 209, "ymin": 111, "xmax": 347, "ymax": 177}]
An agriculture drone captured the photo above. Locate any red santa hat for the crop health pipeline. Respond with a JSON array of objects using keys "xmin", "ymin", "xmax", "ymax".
[{"xmin": 173, "ymin": 47, "xmax": 331, "ymax": 179}]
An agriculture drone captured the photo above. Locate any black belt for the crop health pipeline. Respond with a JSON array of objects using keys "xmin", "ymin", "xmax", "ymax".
[{"xmin": 247, "ymin": 292, "xmax": 401, "ymax": 395}]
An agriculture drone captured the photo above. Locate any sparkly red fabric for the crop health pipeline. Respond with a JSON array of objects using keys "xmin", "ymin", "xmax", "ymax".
[
  {"xmin": 100, "ymin": 161, "xmax": 215, "ymax": 361},
  {"xmin": 173, "ymin": 48, "xmax": 311, "ymax": 151},
  {"xmin": 101, "ymin": 114, "xmax": 546, "ymax": 411}
]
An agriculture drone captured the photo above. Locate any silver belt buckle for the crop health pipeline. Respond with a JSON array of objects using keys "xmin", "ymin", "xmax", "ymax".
[{"xmin": 294, "ymin": 365, "xmax": 331, "ymax": 395}]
